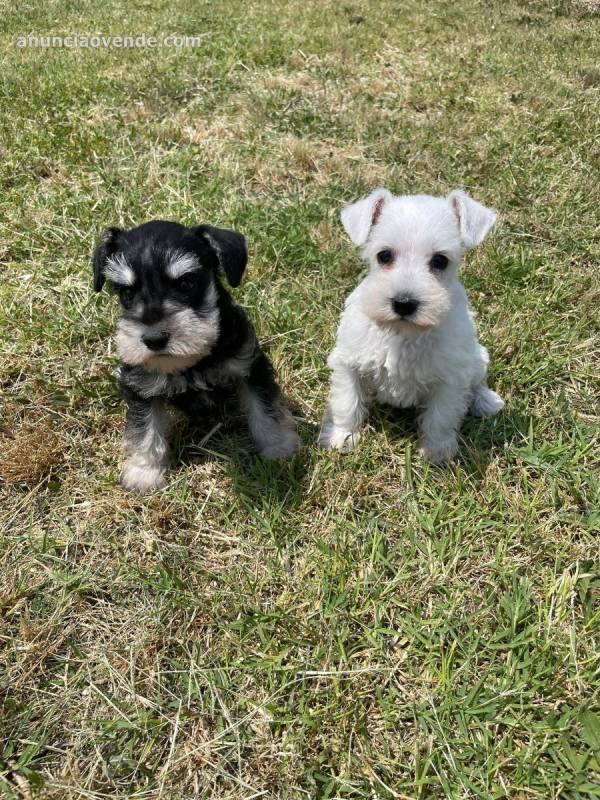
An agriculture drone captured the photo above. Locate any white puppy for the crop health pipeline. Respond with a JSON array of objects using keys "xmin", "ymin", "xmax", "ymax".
[{"xmin": 319, "ymin": 188, "xmax": 504, "ymax": 463}]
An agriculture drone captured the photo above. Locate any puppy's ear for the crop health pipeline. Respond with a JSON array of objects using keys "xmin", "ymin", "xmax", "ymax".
[
  {"xmin": 91, "ymin": 227, "xmax": 122, "ymax": 292},
  {"xmin": 340, "ymin": 187, "xmax": 393, "ymax": 246},
  {"xmin": 447, "ymin": 190, "xmax": 496, "ymax": 250},
  {"xmin": 192, "ymin": 225, "xmax": 248, "ymax": 288}
]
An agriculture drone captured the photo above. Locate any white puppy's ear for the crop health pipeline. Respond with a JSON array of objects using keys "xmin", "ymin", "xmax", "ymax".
[
  {"xmin": 341, "ymin": 187, "xmax": 393, "ymax": 246},
  {"xmin": 448, "ymin": 189, "xmax": 496, "ymax": 250}
]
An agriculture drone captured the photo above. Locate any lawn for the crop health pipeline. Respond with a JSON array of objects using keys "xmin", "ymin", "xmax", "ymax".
[{"xmin": 1, "ymin": 0, "xmax": 599, "ymax": 797}]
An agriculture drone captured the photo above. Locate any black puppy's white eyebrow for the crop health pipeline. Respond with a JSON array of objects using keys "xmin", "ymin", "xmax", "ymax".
[
  {"xmin": 166, "ymin": 251, "xmax": 200, "ymax": 279},
  {"xmin": 105, "ymin": 253, "xmax": 135, "ymax": 286}
]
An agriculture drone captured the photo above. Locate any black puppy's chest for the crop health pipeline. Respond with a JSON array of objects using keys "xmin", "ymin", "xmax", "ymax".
[
  {"xmin": 115, "ymin": 336, "xmax": 258, "ymax": 410},
  {"xmin": 116, "ymin": 363, "xmax": 221, "ymax": 399}
]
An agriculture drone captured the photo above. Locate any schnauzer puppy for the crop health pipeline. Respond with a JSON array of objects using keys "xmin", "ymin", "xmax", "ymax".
[
  {"xmin": 319, "ymin": 188, "xmax": 504, "ymax": 463},
  {"xmin": 92, "ymin": 220, "xmax": 300, "ymax": 492}
]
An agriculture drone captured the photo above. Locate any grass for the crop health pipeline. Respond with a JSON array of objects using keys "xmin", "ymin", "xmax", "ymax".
[{"xmin": 0, "ymin": 0, "xmax": 599, "ymax": 797}]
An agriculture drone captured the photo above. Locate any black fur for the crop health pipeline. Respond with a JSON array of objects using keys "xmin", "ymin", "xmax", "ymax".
[
  {"xmin": 92, "ymin": 219, "xmax": 296, "ymax": 489},
  {"xmin": 246, "ymin": 350, "xmax": 285, "ymax": 420},
  {"xmin": 191, "ymin": 224, "xmax": 248, "ymax": 288},
  {"xmin": 92, "ymin": 226, "xmax": 122, "ymax": 292}
]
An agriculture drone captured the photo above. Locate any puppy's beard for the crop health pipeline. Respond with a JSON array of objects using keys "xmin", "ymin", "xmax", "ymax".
[
  {"xmin": 116, "ymin": 307, "xmax": 220, "ymax": 373},
  {"xmin": 143, "ymin": 353, "xmax": 205, "ymax": 374},
  {"xmin": 361, "ymin": 274, "xmax": 451, "ymax": 332}
]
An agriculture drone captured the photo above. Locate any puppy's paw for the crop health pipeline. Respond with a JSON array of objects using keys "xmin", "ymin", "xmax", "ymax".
[
  {"xmin": 319, "ymin": 423, "xmax": 361, "ymax": 452},
  {"xmin": 471, "ymin": 387, "xmax": 504, "ymax": 418},
  {"xmin": 258, "ymin": 429, "xmax": 301, "ymax": 461},
  {"xmin": 420, "ymin": 436, "xmax": 458, "ymax": 465},
  {"xmin": 121, "ymin": 456, "xmax": 167, "ymax": 493}
]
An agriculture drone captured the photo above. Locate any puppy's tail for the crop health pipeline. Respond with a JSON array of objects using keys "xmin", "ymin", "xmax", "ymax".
[{"xmin": 470, "ymin": 384, "xmax": 504, "ymax": 418}]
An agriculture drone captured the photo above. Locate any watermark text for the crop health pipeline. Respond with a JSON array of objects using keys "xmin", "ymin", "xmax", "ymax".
[{"xmin": 15, "ymin": 33, "xmax": 203, "ymax": 49}]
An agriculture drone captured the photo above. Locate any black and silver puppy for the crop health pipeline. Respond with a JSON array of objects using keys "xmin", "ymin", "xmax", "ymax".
[{"xmin": 92, "ymin": 220, "xmax": 300, "ymax": 493}]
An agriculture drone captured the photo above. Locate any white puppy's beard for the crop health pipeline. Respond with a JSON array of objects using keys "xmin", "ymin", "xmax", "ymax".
[
  {"xmin": 362, "ymin": 295, "xmax": 443, "ymax": 331},
  {"xmin": 361, "ymin": 281, "xmax": 451, "ymax": 332},
  {"xmin": 116, "ymin": 307, "xmax": 220, "ymax": 373}
]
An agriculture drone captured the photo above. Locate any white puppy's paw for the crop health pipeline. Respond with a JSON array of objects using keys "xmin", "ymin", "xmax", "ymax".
[
  {"xmin": 258, "ymin": 429, "xmax": 301, "ymax": 460},
  {"xmin": 420, "ymin": 436, "xmax": 458, "ymax": 465},
  {"xmin": 471, "ymin": 386, "xmax": 504, "ymax": 418},
  {"xmin": 319, "ymin": 423, "xmax": 361, "ymax": 452},
  {"xmin": 120, "ymin": 456, "xmax": 167, "ymax": 494}
]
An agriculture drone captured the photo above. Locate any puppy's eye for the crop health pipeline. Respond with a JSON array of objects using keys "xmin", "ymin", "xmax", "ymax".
[
  {"xmin": 377, "ymin": 249, "xmax": 394, "ymax": 265},
  {"xmin": 120, "ymin": 288, "xmax": 134, "ymax": 308},
  {"xmin": 177, "ymin": 275, "xmax": 196, "ymax": 293},
  {"xmin": 430, "ymin": 253, "xmax": 449, "ymax": 270}
]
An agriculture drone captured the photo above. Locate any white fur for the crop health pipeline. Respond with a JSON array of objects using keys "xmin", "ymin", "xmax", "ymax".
[
  {"xmin": 448, "ymin": 189, "xmax": 497, "ymax": 250},
  {"xmin": 320, "ymin": 188, "xmax": 503, "ymax": 463},
  {"xmin": 340, "ymin": 187, "xmax": 393, "ymax": 246},
  {"xmin": 121, "ymin": 400, "xmax": 170, "ymax": 493},
  {"xmin": 105, "ymin": 253, "xmax": 135, "ymax": 286},
  {"xmin": 166, "ymin": 250, "xmax": 200, "ymax": 279}
]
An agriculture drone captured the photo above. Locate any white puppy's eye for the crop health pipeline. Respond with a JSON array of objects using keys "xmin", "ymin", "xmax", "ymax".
[
  {"xmin": 430, "ymin": 253, "xmax": 449, "ymax": 270},
  {"xmin": 376, "ymin": 249, "xmax": 394, "ymax": 265}
]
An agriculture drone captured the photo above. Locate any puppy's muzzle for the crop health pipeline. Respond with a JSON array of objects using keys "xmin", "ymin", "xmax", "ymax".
[
  {"xmin": 392, "ymin": 296, "xmax": 420, "ymax": 318},
  {"xmin": 142, "ymin": 330, "xmax": 170, "ymax": 351}
]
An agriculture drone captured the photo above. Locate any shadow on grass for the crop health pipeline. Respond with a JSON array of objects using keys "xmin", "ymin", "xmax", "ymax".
[
  {"xmin": 370, "ymin": 403, "xmax": 530, "ymax": 477},
  {"xmin": 172, "ymin": 396, "xmax": 530, "ymax": 505},
  {"xmin": 173, "ymin": 402, "xmax": 318, "ymax": 511}
]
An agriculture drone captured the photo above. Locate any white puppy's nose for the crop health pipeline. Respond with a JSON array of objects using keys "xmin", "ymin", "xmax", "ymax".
[{"xmin": 392, "ymin": 296, "xmax": 419, "ymax": 317}]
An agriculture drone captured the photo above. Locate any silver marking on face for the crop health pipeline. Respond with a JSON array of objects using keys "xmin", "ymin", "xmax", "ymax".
[
  {"xmin": 115, "ymin": 281, "xmax": 220, "ymax": 373},
  {"xmin": 105, "ymin": 253, "xmax": 135, "ymax": 286},
  {"xmin": 166, "ymin": 250, "xmax": 200, "ymax": 279}
]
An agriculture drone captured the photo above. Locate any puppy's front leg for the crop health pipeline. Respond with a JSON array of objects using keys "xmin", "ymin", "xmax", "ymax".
[
  {"xmin": 319, "ymin": 364, "xmax": 368, "ymax": 452},
  {"xmin": 121, "ymin": 398, "xmax": 171, "ymax": 493},
  {"xmin": 419, "ymin": 385, "xmax": 470, "ymax": 464},
  {"xmin": 239, "ymin": 350, "xmax": 300, "ymax": 460}
]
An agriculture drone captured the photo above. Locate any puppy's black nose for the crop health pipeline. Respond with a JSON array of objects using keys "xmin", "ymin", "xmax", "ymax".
[
  {"xmin": 392, "ymin": 297, "xmax": 420, "ymax": 317},
  {"xmin": 142, "ymin": 330, "xmax": 170, "ymax": 351}
]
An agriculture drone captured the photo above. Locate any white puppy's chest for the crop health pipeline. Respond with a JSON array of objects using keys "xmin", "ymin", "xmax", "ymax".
[
  {"xmin": 363, "ymin": 333, "xmax": 435, "ymax": 408},
  {"xmin": 332, "ymin": 287, "xmax": 480, "ymax": 410}
]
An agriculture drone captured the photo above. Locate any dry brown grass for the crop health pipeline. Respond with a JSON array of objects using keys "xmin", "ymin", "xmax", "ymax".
[{"xmin": 0, "ymin": 406, "xmax": 64, "ymax": 485}]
